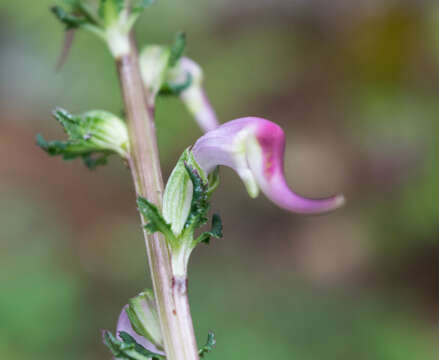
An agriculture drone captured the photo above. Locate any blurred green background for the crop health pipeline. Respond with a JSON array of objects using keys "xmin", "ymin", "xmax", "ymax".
[{"xmin": 1, "ymin": 0, "xmax": 439, "ymax": 359}]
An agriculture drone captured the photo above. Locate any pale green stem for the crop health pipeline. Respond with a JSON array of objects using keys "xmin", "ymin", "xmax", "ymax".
[{"xmin": 115, "ymin": 32, "xmax": 199, "ymax": 360}]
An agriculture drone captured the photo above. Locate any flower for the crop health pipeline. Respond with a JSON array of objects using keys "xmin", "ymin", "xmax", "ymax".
[
  {"xmin": 167, "ymin": 57, "xmax": 219, "ymax": 132},
  {"xmin": 37, "ymin": 108, "xmax": 129, "ymax": 169},
  {"xmin": 116, "ymin": 305, "xmax": 165, "ymax": 355},
  {"xmin": 192, "ymin": 117, "xmax": 345, "ymax": 214},
  {"xmin": 140, "ymin": 45, "xmax": 219, "ymax": 132}
]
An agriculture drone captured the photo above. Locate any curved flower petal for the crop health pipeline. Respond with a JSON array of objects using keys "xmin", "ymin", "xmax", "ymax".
[
  {"xmin": 116, "ymin": 305, "xmax": 165, "ymax": 355},
  {"xmin": 192, "ymin": 117, "xmax": 345, "ymax": 214},
  {"xmin": 168, "ymin": 57, "xmax": 219, "ymax": 132},
  {"xmin": 139, "ymin": 45, "xmax": 219, "ymax": 132}
]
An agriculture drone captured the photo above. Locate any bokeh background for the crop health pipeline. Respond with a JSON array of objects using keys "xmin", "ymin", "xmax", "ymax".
[{"xmin": 2, "ymin": 0, "xmax": 439, "ymax": 359}]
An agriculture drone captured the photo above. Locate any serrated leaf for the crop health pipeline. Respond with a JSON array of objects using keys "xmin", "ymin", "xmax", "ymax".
[
  {"xmin": 137, "ymin": 197, "xmax": 177, "ymax": 245},
  {"xmin": 36, "ymin": 133, "xmax": 82, "ymax": 156},
  {"xmin": 168, "ymin": 32, "xmax": 186, "ymax": 68},
  {"xmin": 119, "ymin": 332, "xmax": 165, "ymax": 360},
  {"xmin": 52, "ymin": 107, "xmax": 82, "ymax": 139},
  {"xmin": 166, "ymin": 151, "xmax": 222, "ymax": 276},
  {"xmin": 103, "ymin": 330, "xmax": 164, "ymax": 360},
  {"xmin": 37, "ymin": 108, "xmax": 128, "ymax": 169},
  {"xmin": 51, "ymin": 5, "xmax": 86, "ymax": 29},
  {"xmin": 37, "ymin": 133, "xmax": 110, "ymax": 169},
  {"xmin": 103, "ymin": 330, "xmax": 139, "ymax": 360},
  {"xmin": 196, "ymin": 213, "xmax": 223, "ymax": 245},
  {"xmin": 36, "ymin": 133, "xmax": 67, "ymax": 155},
  {"xmin": 184, "ymin": 160, "xmax": 210, "ymax": 231},
  {"xmin": 199, "ymin": 331, "xmax": 216, "ymax": 358}
]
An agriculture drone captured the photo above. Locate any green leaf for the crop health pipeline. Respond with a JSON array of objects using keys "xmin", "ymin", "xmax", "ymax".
[
  {"xmin": 99, "ymin": 0, "xmax": 124, "ymax": 25},
  {"xmin": 160, "ymin": 72, "xmax": 193, "ymax": 96},
  {"xmin": 168, "ymin": 32, "xmax": 186, "ymax": 68},
  {"xmin": 164, "ymin": 150, "xmax": 222, "ymax": 276},
  {"xmin": 103, "ymin": 330, "xmax": 141, "ymax": 360},
  {"xmin": 36, "ymin": 133, "xmax": 67, "ymax": 156},
  {"xmin": 137, "ymin": 197, "xmax": 177, "ymax": 245},
  {"xmin": 51, "ymin": 5, "xmax": 86, "ymax": 29},
  {"xmin": 120, "ymin": 332, "xmax": 165, "ymax": 360},
  {"xmin": 37, "ymin": 108, "xmax": 128, "ymax": 169},
  {"xmin": 36, "ymin": 133, "xmax": 110, "ymax": 168},
  {"xmin": 103, "ymin": 330, "xmax": 164, "ymax": 360},
  {"xmin": 52, "ymin": 108, "xmax": 82, "ymax": 139},
  {"xmin": 184, "ymin": 160, "xmax": 210, "ymax": 231},
  {"xmin": 199, "ymin": 331, "xmax": 216, "ymax": 358},
  {"xmin": 196, "ymin": 213, "xmax": 223, "ymax": 245}
]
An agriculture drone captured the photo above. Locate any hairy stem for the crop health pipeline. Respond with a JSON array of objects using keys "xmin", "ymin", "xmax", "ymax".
[{"xmin": 115, "ymin": 33, "xmax": 199, "ymax": 360}]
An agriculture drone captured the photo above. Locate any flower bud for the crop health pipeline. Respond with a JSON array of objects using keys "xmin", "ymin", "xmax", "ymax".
[
  {"xmin": 162, "ymin": 149, "xmax": 207, "ymax": 237},
  {"xmin": 139, "ymin": 43, "xmax": 219, "ymax": 132},
  {"xmin": 78, "ymin": 110, "xmax": 129, "ymax": 155},
  {"xmin": 139, "ymin": 149, "xmax": 221, "ymax": 278},
  {"xmin": 37, "ymin": 108, "xmax": 129, "ymax": 168},
  {"xmin": 125, "ymin": 289, "xmax": 164, "ymax": 350},
  {"xmin": 139, "ymin": 45, "xmax": 171, "ymax": 101}
]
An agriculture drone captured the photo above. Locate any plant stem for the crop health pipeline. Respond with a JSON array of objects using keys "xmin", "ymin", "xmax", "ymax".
[{"xmin": 115, "ymin": 33, "xmax": 199, "ymax": 360}]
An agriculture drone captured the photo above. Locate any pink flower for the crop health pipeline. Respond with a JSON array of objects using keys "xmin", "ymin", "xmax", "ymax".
[{"xmin": 192, "ymin": 117, "xmax": 344, "ymax": 214}]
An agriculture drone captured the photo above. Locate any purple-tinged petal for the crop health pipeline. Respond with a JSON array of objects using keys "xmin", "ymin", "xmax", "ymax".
[
  {"xmin": 116, "ymin": 305, "xmax": 165, "ymax": 355},
  {"xmin": 192, "ymin": 118, "xmax": 260, "ymax": 196},
  {"xmin": 247, "ymin": 120, "xmax": 345, "ymax": 213},
  {"xmin": 170, "ymin": 57, "xmax": 219, "ymax": 132},
  {"xmin": 192, "ymin": 117, "xmax": 344, "ymax": 214},
  {"xmin": 140, "ymin": 45, "xmax": 219, "ymax": 132}
]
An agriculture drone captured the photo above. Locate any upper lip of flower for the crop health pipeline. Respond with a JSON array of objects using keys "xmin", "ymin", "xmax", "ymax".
[{"xmin": 192, "ymin": 117, "xmax": 345, "ymax": 214}]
